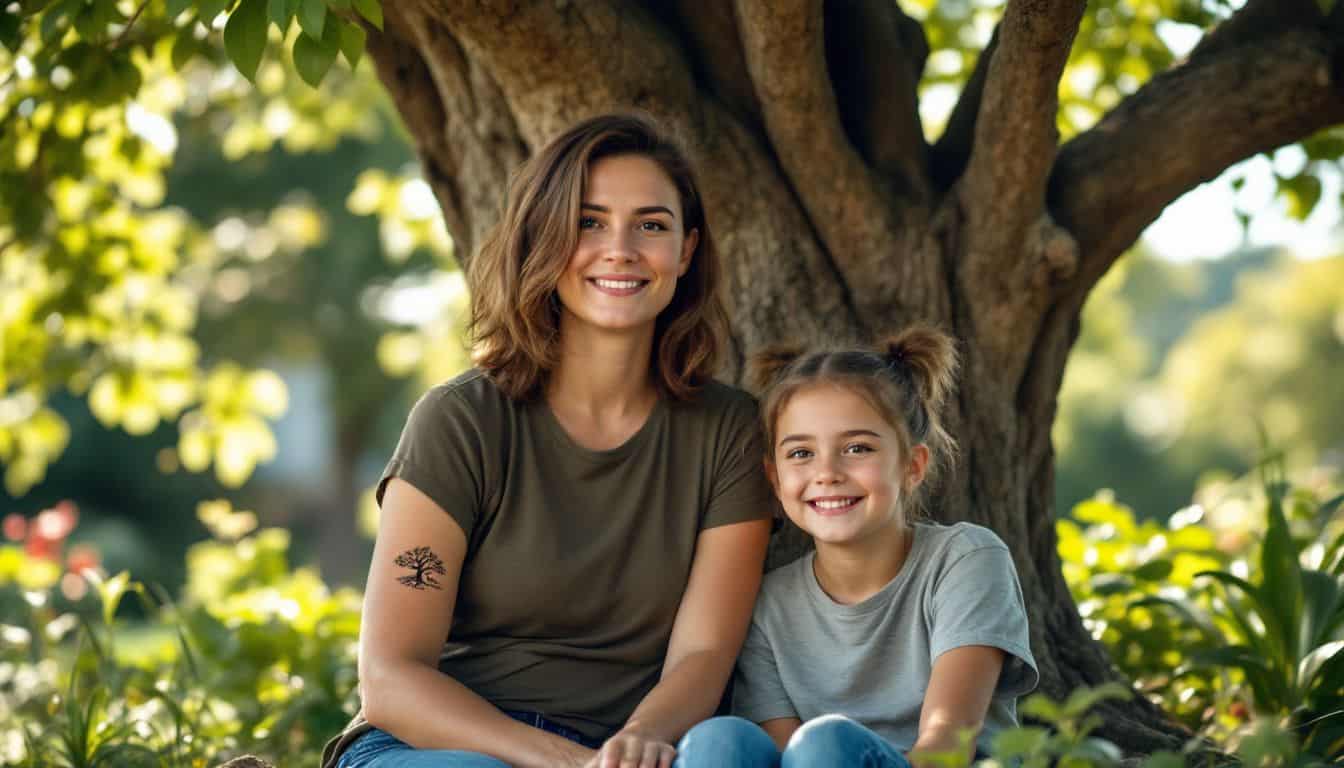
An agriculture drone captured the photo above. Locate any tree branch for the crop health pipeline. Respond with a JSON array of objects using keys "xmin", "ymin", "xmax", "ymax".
[
  {"xmin": 734, "ymin": 0, "xmax": 924, "ymax": 319},
  {"xmin": 663, "ymin": 1, "xmax": 765, "ymax": 136},
  {"xmin": 956, "ymin": 0, "xmax": 1084, "ymax": 389},
  {"xmin": 823, "ymin": 0, "xmax": 930, "ymax": 198},
  {"xmin": 1050, "ymin": 20, "xmax": 1344, "ymax": 299},
  {"xmin": 364, "ymin": 5, "xmax": 526, "ymax": 262},
  {"xmin": 930, "ymin": 26, "xmax": 999, "ymax": 195},
  {"xmin": 961, "ymin": 0, "xmax": 1084, "ymax": 264}
]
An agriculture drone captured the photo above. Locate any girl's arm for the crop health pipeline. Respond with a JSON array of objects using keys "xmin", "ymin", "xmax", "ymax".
[
  {"xmin": 592, "ymin": 518, "xmax": 771, "ymax": 768},
  {"xmin": 358, "ymin": 478, "xmax": 595, "ymax": 768},
  {"xmin": 909, "ymin": 645, "xmax": 1006, "ymax": 766}
]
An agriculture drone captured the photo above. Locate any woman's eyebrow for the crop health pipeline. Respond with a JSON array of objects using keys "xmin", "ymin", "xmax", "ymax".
[{"xmin": 580, "ymin": 202, "xmax": 677, "ymax": 218}]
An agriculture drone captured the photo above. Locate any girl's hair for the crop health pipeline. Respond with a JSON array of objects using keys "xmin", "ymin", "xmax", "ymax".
[
  {"xmin": 752, "ymin": 325, "xmax": 961, "ymax": 512},
  {"xmin": 467, "ymin": 112, "xmax": 727, "ymax": 401}
]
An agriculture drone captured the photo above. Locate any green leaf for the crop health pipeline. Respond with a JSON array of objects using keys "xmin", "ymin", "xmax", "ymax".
[
  {"xmin": 1316, "ymin": 0, "xmax": 1337, "ymax": 17},
  {"xmin": 199, "ymin": 0, "xmax": 232, "ymax": 21},
  {"xmin": 1260, "ymin": 481, "xmax": 1305, "ymax": 663},
  {"xmin": 1300, "ymin": 569, "xmax": 1344, "ymax": 652},
  {"xmin": 991, "ymin": 726, "xmax": 1051, "ymax": 759},
  {"xmin": 336, "ymin": 16, "xmax": 365, "ymax": 68},
  {"xmin": 1282, "ymin": 173, "xmax": 1324, "ymax": 221},
  {"xmin": 293, "ymin": 25, "xmax": 338, "ymax": 87},
  {"xmin": 171, "ymin": 25, "xmax": 198, "ymax": 70},
  {"xmin": 298, "ymin": 0, "xmax": 325, "ymax": 38},
  {"xmin": 224, "ymin": 0, "xmax": 269, "ymax": 82},
  {"xmin": 1132, "ymin": 558, "xmax": 1173, "ymax": 582},
  {"xmin": 0, "ymin": 8, "xmax": 21, "ymax": 53},
  {"xmin": 352, "ymin": 0, "xmax": 382, "ymax": 30},
  {"xmin": 268, "ymin": 0, "xmax": 296, "ymax": 28},
  {"xmin": 1298, "ymin": 639, "xmax": 1344, "ymax": 692},
  {"xmin": 166, "ymin": 0, "xmax": 194, "ymax": 18}
]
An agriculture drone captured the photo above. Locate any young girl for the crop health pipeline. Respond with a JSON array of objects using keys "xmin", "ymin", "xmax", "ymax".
[{"xmin": 674, "ymin": 326, "xmax": 1038, "ymax": 768}]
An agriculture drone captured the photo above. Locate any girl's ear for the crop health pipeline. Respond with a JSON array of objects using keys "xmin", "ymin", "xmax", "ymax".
[{"xmin": 905, "ymin": 444, "xmax": 930, "ymax": 491}]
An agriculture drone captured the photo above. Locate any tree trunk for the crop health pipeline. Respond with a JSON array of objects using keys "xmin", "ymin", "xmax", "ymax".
[{"xmin": 360, "ymin": 0, "xmax": 1344, "ymax": 755}]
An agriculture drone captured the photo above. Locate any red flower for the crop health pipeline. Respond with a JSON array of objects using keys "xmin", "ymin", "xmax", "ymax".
[
  {"xmin": 2, "ymin": 514, "xmax": 25, "ymax": 542},
  {"xmin": 66, "ymin": 544, "xmax": 101, "ymax": 574},
  {"xmin": 33, "ymin": 501, "xmax": 78, "ymax": 542}
]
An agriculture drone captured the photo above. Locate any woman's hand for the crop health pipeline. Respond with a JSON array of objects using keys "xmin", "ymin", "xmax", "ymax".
[{"xmin": 586, "ymin": 729, "xmax": 676, "ymax": 768}]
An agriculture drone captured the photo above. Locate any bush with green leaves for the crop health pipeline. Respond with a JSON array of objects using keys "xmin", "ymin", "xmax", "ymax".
[
  {"xmin": 1057, "ymin": 492, "xmax": 1234, "ymax": 732},
  {"xmin": 0, "ymin": 501, "xmax": 360, "ymax": 766},
  {"xmin": 1143, "ymin": 464, "xmax": 1344, "ymax": 764}
]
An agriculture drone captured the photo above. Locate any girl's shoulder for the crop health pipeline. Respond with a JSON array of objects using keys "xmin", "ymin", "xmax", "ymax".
[{"xmin": 915, "ymin": 520, "xmax": 1010, "ymax": 557}]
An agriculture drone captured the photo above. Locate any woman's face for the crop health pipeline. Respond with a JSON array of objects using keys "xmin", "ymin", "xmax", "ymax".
[{"xmin": 554, "ymin": 153, "xmax": 698, "ymax": 340}]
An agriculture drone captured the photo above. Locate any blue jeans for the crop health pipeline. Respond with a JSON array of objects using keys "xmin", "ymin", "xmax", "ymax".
[
  {"xmin": 337, "ymin": 711, "xmax": 603, "ymax": 767},
  {"xmin": 673, "ymin": 715, "xmax": 912, "ymax": 768}
]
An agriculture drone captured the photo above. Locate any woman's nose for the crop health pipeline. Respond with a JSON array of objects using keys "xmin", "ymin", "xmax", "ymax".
[{"xmin": 601, "ymin": 228, "xmax": 638, "ymax": 262}]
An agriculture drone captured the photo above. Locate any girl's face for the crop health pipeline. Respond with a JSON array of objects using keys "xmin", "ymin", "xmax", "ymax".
[
  {"xmin": 554, "ymin": 153, "xmax": 698, "ymax": 340},
  {"xmin": 768, "ymin": 384, "xmax": 926, "ymax": 549}
]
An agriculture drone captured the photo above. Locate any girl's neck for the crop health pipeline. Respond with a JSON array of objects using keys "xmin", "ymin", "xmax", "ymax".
[{"xmin": 812, "ymin": 522, "xmax": 914, "ymax": 606}]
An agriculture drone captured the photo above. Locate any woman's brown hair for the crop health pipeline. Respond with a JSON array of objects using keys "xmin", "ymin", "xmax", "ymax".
[
  {"xmin": 467, "ymin": 112, "xmax": 727, "ymax": 401},
  {"xmin": 751, "ymin": 325, "xmax": 961, "ymax": 514}
]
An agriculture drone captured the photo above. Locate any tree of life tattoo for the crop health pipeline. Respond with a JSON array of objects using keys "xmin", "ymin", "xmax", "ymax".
[{"xmin": 394, "ymin": 546, "xmax": 446, "ymax": 590}]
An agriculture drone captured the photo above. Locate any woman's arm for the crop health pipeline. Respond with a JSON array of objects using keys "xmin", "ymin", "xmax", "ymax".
[
  {"xmin": 909, "ymin": 645, "xmax": 1006, "ymax": 766},
  {"xmin": 592, "ymin": 518, "xmax": 771, "ymax": 768},
  {"xmin": 359, "ymin": 478, "xmax": 595, "ymax": 768}
]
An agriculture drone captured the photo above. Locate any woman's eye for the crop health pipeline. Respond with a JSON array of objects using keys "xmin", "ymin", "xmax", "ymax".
[
  {"xmin": 639, "ymin": 220, "xmax": 669, "ymax": 232},
  {"xmin": 579, "ymin": 216, "xmax": 600, "ymax": 230}
]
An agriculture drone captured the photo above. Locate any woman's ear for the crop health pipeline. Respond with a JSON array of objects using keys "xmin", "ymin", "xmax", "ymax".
[
  {"xmin": 905, "ymin": 444, "xmax": 930, "ymax": 491},
  {"xmin": 679, "ymin": 227, "xmax": 698, "ymax": 276},
  {"xmin": 763, "ymin": 458, "xmax": 780, "ymax": 495}
]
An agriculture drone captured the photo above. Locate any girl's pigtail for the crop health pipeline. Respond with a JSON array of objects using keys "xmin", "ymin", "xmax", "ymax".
[
  {"xmin": 879, "ymin": 324, "xmax": 960, "ymax": 464},
  {"xmin": 749, "ymin": 343, "xmax": 805, "ymax": 393}
]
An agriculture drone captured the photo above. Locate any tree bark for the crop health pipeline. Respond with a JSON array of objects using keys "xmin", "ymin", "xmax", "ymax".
[{"xmin": 362, "ymin": 0, "xmax": 1344, "ymax": 755}]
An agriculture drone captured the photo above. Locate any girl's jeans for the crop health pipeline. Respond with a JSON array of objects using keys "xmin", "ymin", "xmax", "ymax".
[
  {"xmin": 336, "ymin": 710, "xmax": 602, "ymax": 767},
  {"xmin": 673, "ymin": 715, "xmax": 913, "ymax": 768}
]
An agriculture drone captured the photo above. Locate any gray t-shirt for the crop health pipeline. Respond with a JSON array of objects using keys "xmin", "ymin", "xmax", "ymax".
[{"xmin": 732, "ymin": 521, "xmax": 1039, "ymax": 754}]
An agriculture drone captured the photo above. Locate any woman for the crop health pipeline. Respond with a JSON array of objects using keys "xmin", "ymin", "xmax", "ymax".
[{"xmin": 323, "ymin": 113, "xmax": 774, "ymax": 768}]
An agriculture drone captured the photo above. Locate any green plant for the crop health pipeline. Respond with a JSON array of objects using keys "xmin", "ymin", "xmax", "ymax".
[{"xmin": 1144, "ymin": 462, "xmax": 1344, "ymax": 763}]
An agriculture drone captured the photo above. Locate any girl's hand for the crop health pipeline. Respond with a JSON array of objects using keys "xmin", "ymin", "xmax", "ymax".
[{"xmin": 587, "ymin": 729, "xmax": 676, "ymax": 768}]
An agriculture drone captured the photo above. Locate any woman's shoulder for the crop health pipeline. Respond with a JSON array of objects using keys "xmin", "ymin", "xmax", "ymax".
[{"xmin": 406, "ymin": 369, "xmax": 520, "ymax": 430}]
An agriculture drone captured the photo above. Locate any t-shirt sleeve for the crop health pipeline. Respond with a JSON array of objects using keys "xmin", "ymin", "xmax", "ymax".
[
  {"xmin": 701, "ymin": 393, "xmax": 774, "ymax": 530},
  {"xmin": 929, "ymin": 542, "xmax": 1040, "ymax": 698},
  {"xmin": 376, "ymin": 386, "xmax": 484, "ymax": 539},
  {"xmin": 731, "ymin": 612, "xmax": 797, "ymax": 723}
]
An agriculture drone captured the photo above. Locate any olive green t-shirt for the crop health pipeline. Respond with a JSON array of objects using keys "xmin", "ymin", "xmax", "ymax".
[{"xmin": 376, "ymin": 369, "xmax": 773, "ymax": 741}]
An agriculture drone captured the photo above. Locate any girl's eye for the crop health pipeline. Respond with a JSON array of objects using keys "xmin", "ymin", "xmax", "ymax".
[
  {"xmin": 638, "ymin": 220, "xmax": 669, "ymax": 232},
  {"xmin": 844, "ymin": 443, "xmax": 874, "ymax": 455},
  {"xmin": 579, "ymin": 216, "xmax": 601, "ymax": 230},
  {"xmin": 784, "ymin": 448, "xmax": 812, "ymax": 460}
]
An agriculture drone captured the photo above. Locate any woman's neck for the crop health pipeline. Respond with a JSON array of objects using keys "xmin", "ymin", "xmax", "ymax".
[
  {"xmin": 545, "ymin": 322, "xmax": 659, "ymax": 448},
  {"xmin": 812, "ymin": 521, "xmax": 914, "ymax": 606}
]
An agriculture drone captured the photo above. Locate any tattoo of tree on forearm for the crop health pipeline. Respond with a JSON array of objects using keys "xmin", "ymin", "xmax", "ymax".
[{"xmin": 394, "ymin": 546, "xmax": 446, "ymax": 590}]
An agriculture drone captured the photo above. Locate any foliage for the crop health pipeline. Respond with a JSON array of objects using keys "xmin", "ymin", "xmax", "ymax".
[
  {"xmin": 1060, "ymin": 462, "xmax": 1344, "ymax": 764},
  {"xmin": 0, "ymin": 499, "xmax": 360, "ymax": 766},
  {"xmin": 1058, "ymin": 491, "xmax": 1233, "ymax": 732}
]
